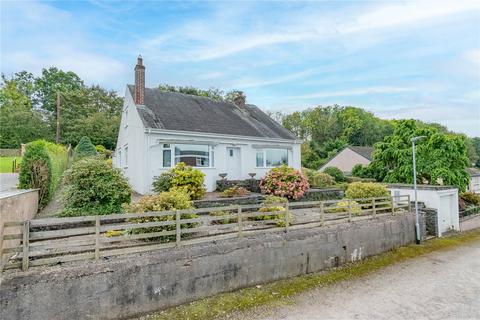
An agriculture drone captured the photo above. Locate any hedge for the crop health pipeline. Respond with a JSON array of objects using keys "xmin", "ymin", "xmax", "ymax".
[{"xmin": 18, "ymin": 140, "xmax": 68, "ymax": 208}]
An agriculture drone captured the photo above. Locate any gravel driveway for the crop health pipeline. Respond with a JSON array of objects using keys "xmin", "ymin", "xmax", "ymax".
[{"xmin": 223, "ymin": 240, "xmax": 480, "ymax": 320}]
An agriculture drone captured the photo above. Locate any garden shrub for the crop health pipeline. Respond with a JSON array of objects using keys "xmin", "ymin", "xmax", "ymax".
[
  {"xmin": 322, "ymin": 167, "xmax": 345, "ymax": 182},
  {"xmin": 253, "ymin": 195, "xmax": 292, "ymax": 226},
  {"xmin": 260, "ymin": 165, "xmax": 309, "ymax": 199},
  {"xmin": 460, "ymin": 192, "xmax": 480, "ymax": 206},
  {"xmin": 209, "ymin": 210, "xmax": 236, "ymax": 224},
  {"xmin": 152, "ymin": 171, "xmax": 175, "ymax": 193},
  {"xmin": 328, "ymin": 199, "xmax": 362, "ymax": 216},
  {"xmin": 151, "ymin": 162, "xmax": 205, "ymax": 200},
  {"xmin": 123, "ymin": 189, "xmax": 198, "ymax": 241},
  {"xmin": 263, "ymin": 195, "xmax": 288, "ymax": 205},
  {"xmin": 351, "ymin": 164, "xmax": 375, "ymax": 179},
  {"xmin": 74, "ymin": 136, "xmax": 97, "ymax": 160},
  {"xmin": 345, "ymin": 182, "xmax": 390, "ymax": 200},
  {"xmin": 18, "ymin": 140, "xmax": 68, "ymax": 208},
  {"xmin": 95, "ymin": 144, "xmax": 112, "ymax": 159},
  {"xmin": 216, "ymin": 179, "xmax": 261, "ymax": 193},
  {"xmin": 310, "ymin": 172, "xmax": 335, "ymax": 188},
  {"xmin": 60, "ymin": 158, "xmax": 131, "ymax": 216},
  {"xmin": 220, "ymin": 186, "xmax": 250, "ymax": 198}
]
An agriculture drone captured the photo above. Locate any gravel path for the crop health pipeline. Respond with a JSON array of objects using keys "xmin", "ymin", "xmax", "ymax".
[{"xmin": 222, "ymin": 240, "xmax": 480, "ymax": 320}]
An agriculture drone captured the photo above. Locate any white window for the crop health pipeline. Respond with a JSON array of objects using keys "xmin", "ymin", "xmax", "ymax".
[
  {"xmin": 161, "ymin": 143, "xmax": 213, "ymax": 168},
  {"xmin": 255, "ymin": 148, "xmax": 288, "ymax": 167},
  {"xmin": 124, "ymin": 145, "xmax": 128, "ymax": 167}
]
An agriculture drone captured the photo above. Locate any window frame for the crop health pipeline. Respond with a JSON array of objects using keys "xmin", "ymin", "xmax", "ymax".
[
  {"xmin": 255, "ymin": 148, "xmax": 289, "ymax": 168},
  {"xmin": 161, "ymin": 143, "xmax": 214, "ymax": 168}
]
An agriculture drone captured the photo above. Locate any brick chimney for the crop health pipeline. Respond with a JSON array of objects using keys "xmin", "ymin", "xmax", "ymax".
[
  {"xmin": 134, "ymin": 55, "xmax": 145, "ymax": 105},
  {"xmin": 233, "ymin": 91, "xmax": 246, "ymax": 108}
]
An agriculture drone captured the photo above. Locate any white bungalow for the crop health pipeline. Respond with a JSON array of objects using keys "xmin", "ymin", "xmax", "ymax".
[{"xmin": 113, "ymin": 57, "xmax": 302, "ymax": 194}]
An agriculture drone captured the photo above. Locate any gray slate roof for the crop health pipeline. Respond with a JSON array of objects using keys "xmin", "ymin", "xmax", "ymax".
[
  {"xmin": 348, "ymin": 146, "xmax": 374, "ymax": 160},
  {"xmin": 128, "ymin": 85, "xmax": 297, "ymax": 140}
]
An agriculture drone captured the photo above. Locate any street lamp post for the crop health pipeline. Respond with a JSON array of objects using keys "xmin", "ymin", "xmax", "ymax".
[{"xmin": 411, "ymin": 136, "xmax": 426, "ymax": 244}]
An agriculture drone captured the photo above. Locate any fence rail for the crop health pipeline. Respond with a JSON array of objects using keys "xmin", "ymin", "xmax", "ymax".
[{"xmin": 0, "ymin": 195, "xmax": 410, "ymax": 273}]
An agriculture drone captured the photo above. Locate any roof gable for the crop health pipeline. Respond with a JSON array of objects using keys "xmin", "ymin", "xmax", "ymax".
[
  {"xmin": 348, "ymin": 146, "xmax": 374, "ymax": 161},
  {"xmin": 128, "ymin": 85, "xmax": 297, "ymax": 140}
]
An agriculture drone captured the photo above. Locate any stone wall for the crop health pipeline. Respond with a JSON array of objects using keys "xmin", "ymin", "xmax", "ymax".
[
  {"xmin": 0, "ymin": 214, "xmax": 418, "ymax": 320},
  {"xmin": 0, "ymin": 190, "xmax": 38, "ymax": 257}
]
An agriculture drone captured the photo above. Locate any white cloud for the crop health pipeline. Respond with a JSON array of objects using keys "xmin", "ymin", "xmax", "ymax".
[{"xmin": 287, "ymin": 86, "xmax": 416, "ymax": 99}]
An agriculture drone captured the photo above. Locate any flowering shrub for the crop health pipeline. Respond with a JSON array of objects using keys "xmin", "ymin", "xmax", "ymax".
[
  {"xmin": 122, "ymin": 189, "xmax": 198, "ymax": 241},
  {"xmin": 260, "ymin": 165, "xmax": 309, "ymax": 199},
  {"xmin": 151, "ymin": 162, "xmax": 205, "ymax": 199},
  {"xmin": 322, "ymin": 167, "xmax": 345, "ymax": 183},
  {"xmin": 220, "ymin": 186, "xmax": 251, "ymax": 198},
  {"xmin": 311, "ymin": 172, "xmax": 335, "ymax": 188}
]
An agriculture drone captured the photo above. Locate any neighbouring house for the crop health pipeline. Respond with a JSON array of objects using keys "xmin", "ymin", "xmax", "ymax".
[
  {"xmin": 113, "ymin": 56, "xmax": 301, "ymax": 194},
  {"xmin": 466, "ymin": 168, "xmax": 480, "ymax": 194},
  {"xmin": 319, "ymin": 146, "xmax": 374, "ymax": 173}
]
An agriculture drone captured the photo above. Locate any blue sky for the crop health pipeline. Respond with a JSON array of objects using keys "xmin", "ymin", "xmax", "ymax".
[{"xmin": 1, "ymin": 0, "xmax": 479, "ymax": 136}]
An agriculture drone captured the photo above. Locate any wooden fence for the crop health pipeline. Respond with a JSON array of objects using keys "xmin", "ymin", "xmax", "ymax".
[{"xmin": 0, "ymin": 195, "xmax": 410, "ymax": 273}]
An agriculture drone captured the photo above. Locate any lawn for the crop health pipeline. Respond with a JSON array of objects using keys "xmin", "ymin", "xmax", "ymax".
[{"xmin": 0, "ymin": 156, "xmax": 22, "ymax": 173}]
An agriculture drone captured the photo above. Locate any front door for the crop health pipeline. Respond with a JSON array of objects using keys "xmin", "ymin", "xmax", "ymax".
[{"xmin": 226, "ymin": 147, "xmax": 241, "ymax": 180}]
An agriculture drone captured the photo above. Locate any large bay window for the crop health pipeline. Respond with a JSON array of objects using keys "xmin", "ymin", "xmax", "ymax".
[
  {"xmin": 255, "ymin": 148, "xmax": 288, "ymax": 167},
  {"xmin": 161, "ymin": 143, "xmax": 213, "ymax": 168}
]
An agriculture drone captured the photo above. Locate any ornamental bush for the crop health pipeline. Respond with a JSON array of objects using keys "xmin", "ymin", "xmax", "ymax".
[
  {"xmin": 220, "ymin": 186, "xmax": 250, "ymax": 198},
  {"xmin": 328, "ymin": 200, "xmax": 362, "ymax": 216},
  {"xmin": 260, "ymin": 165, "xmax": 309, "ymax": 200},
  {"xmin": 151, "ymin": 162, "xmax": 205, "ymax": 199},
  {"xmin": 123, "ymin": 189, "xmax": 198, "ymax": 241},
  {"xmin": 74, "ymin": 136, "xmax": 97, "ymax": 160},
  {"xmin": 60, "ymin": 158, "xmax": 131, "ymax": 216},
  {"xmin": 18, "ymin": 140, "xmax": 68, "ymax": 208},
  {"xmin": 322, "ymin": 167, "xmax": 345, "ymax": 182},
  {"xmin": 460, "ymin": 192, "xmax": 480, "ymax": 206},
  {"xmin": 345, "ymin": 182, "xmax": 389, "ymax": 200},
  {"xmin": 310, "ymin": 172, "xmax": 336, "ymax": 188}
]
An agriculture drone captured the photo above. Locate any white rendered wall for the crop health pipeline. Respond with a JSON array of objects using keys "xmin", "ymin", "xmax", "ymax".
[{"xmin": 388, "ymin": 187, "xmax": 459, "ymax": 236}]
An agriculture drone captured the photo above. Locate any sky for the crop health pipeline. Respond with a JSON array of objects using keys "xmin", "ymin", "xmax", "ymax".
[{"xmin": 1, "ymin": 0, "xmax": 479, "ymax": 136}]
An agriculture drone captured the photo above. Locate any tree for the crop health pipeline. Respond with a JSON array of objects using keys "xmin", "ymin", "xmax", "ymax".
[
  {"xmin": 472, "ymin": 137, "xmax": 480, "ymax": 168},
  {"xmin": 0, "ymin": 80, "xmax": 51, "ymax": 148},
  {"xmin": 157, "ymin": 84, "xmax": 241, "ymax": 103},
  {"xmin": 368, "ymin": 120, "xmax": 470, "ymax": 191},
  {"xmin": 74, "ymin": 136, "xmax": 97, "ymax": 159}
]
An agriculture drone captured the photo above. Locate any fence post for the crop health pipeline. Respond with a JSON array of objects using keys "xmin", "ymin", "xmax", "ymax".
[
  {"xmin": 390, "ymin": 197, "xmax": 395, "ymax": 215},
  {"xmin": 22, "ymin": 220, "xmax": 30, "ymax": 271},
  {"xmin": 284, "ymin": 202, "xmax": 290, "ymax": 231},
  {"xmin": 407, "ymin": 195, "xmax": 412, "ymax": 213},
  {"xmin": 95, "ymin": 216, "xmax": 100, "ymax": 260},
  {"xmin": 237, "ymin": 205, "xmax": 243, "ymax": 238},
  {"xmin": 372, "ymin": 198, "xmax": 376, "ymax": 218},
  {"xmin": 320, "ymin": 202, "xmax": 325, "ymax": 226},
  {"xmin": 176, "ymin": 210, "xmax": 181, "ymax": 246},
  {"xmin": 348, "ymin": 202, "xmax": 352, "ymax": 222}
]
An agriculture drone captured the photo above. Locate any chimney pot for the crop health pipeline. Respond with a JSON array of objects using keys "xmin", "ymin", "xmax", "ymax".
[{"xmin": 134, "ymin": 55, "xmax": 145, "ymax": 105}]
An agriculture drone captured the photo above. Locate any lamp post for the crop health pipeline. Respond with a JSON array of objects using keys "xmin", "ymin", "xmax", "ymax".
[{"xmin": 411, "ymin": 136, "xmax": 426, "ymax": 244}]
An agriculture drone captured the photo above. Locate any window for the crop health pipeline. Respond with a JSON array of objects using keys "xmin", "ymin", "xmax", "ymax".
[
  {"xmin": 175, "ymin": 144, "xmax": 210, "ymax": 167},
  {"xmin": 255, "ymin": 148, "xmax": 288, "ymax": 167},
  {"xmin": 161, "ymin": 143, "xmax": 213, "ymax": 168},
  {"xmin": 162, "ymin": 144, "xmax": 171, "ymax": 167},
  {"xmin": 124, "ymin": 145, "xmax": 128, "ymax": 167},
  {"xmin": 256, "ymin": 152, "xmax": 264, "ymax": 167}
]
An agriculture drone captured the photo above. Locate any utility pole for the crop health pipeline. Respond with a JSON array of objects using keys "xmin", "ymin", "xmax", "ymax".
[{"xmin": 56, "ymin": 91, "xmax": 61, "ymax": 144}]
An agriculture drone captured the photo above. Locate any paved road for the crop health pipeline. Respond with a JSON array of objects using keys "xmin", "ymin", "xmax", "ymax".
[{"xmin": 223, "ymin": 241, "xmax": 480, "ymax": 320}]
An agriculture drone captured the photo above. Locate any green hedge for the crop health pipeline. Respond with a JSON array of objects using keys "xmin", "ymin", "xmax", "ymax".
[{"xmin": 18, "ymin": 140, "xmax": 68, "ymax": 208}]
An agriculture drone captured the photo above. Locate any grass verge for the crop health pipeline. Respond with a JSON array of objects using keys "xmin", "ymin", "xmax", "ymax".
[
  {"xmin": 0, "ymin": 156, "xmax": 21, "ymax": 173},
  {"xmin": 137, "ymin": 229, "xmax": 480, "ymax": 320}
]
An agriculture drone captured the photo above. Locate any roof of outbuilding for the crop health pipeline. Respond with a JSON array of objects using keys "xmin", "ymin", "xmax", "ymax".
[
  {"xmin": 348, "ymin": 146, "xmax": 375, "ymax": 160},
  {"xmin": 128, "ymin": 85, "xmax": 297, "ymax": 140},
  {"xmin": 466, "ymin": 167, "xmax": 480, "ymax": 177}
]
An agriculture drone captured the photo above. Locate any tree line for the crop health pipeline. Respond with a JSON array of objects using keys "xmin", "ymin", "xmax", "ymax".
[{"xmin": 0, "ymin": 68, "xmax": 123, "ymax": 150}]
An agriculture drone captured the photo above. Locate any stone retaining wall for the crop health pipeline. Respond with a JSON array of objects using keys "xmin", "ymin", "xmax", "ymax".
[{"xmin": 0, "ymin": 214, "xmax": 418, "ymax": 320}]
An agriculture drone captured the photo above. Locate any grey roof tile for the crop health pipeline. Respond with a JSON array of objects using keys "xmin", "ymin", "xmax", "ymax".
[{"xmin": 128, "ymin": 85, "xmax": 297, "ymax": 140}]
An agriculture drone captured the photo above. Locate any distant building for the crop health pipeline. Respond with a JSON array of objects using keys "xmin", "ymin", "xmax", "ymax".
[
  {"xmin": 466, "ymin": 167, "xmax": 480, "ymax": 193},
  {"xmin": 319, "ymin": 146, "xmax": 374, "ymax": 174}
]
